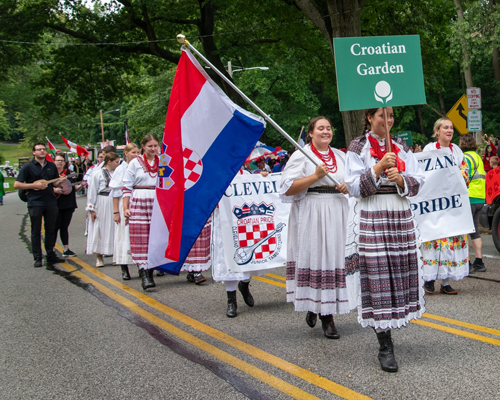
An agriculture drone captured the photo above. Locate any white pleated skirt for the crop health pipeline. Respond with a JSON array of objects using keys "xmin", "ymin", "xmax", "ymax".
[
  {"xmin": 113, "ymin": 196, "xmax": 133, "ymax": 265},
  {"xmin": 86, "ymin": 194, "xmax": 115, "ymax": 256},
  {"xmin": 286, "ymin": 192, "xmax": 351, "ymax": 315}
]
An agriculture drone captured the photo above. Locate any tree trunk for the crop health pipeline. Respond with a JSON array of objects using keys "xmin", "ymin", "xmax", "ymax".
[
  {"xmin": 453, "ymin": 0, "xmax": 474, "ymax": 88},
  {"xmin": 417, "ymin": 106, "xmax": 425, "ymax": 135},
  {"xmin": 197, "ymin": 0, "xmax": 243, "ymax": 105},
  {"xmin": 295, "ymin": 0, "xmax": 365, "ymax": 145}
]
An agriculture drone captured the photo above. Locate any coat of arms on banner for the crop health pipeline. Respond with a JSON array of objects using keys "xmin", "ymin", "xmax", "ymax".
[{"xmin": 232, "ymin": 202, "xmax": 285, "ymax": 265}]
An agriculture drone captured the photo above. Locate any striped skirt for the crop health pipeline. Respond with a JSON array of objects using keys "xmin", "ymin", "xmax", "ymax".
[
  {"xmin": 286, "ymin": 192, "xmax": 351, "ymax": 315},
  {"xmin": 129, "ymin": 189, "xmax": 154, "ymax": 268},
  {"xmin": 181, "ymin": 215, "xmax": 212, "ymax": 272},
  {"xmin": 347, "ymin": 194, "xmax": 424, "ymax": 329}
]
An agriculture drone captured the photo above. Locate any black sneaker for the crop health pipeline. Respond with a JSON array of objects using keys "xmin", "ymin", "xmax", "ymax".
[
  {"xmin": 424, "ymin": 280, "xmax": 435, "ymax": 294},
  {"xmin": 193, "ymin": 272, "xmax": 206, "ymax": 285},
  {"xmin": 34, "ymin": 259, "xmax": 43, "ymax": 268},
  {"xmin": 472, "ymin": 259, "xmax": 486, "ymax": 272},
  {"xmin": 440, "ymin": 284, "xmax": 458, "ymax": 295},
  {"xmin": 63, "ymin": 249, "xmax": 76, "ymax": 257}
]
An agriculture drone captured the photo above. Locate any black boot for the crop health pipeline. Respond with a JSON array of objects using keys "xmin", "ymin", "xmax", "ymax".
[
  {"xmin": 319, "ymin": 314, "xmax": 340, "ymax": 339},
  {"xmin": 376, "ymin": 330, "xmax": 398, "ymax": 372},
  {"xmin": 305, "ymin": 311, "xmax": 317, "ymax": 328},
  {"xmin": 238, "ymin": 281, "xmax": 254, "ymax": 307},
  {"xmin": 121, "ymin": 265, "xmax": 131, "ymax": 280},
  {"xmin": 226, "ymin": 291, "xmax": 237, "ymax": 318},
  {"xmin": 140, "ymin": 268, "xmax": 156, "ymax": 290}
]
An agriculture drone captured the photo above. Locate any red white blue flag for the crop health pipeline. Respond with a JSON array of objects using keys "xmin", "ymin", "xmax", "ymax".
[{"xmin": 148, "ymin": 48, "xmax": 266, "ymax": 274}]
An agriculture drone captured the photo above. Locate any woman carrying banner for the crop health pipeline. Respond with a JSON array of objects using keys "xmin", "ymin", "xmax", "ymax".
[
  {"xmin": 123, "ymin": 135, "xmax": 160, "ymax": 291},
  {"xmin": 421, "ymin": 118, "xmax": 470, "ymax": 295},
  {"xmin": 281, "ymin": 116, "xmax": 350, "ymax": 339},
  {"xmin": 344, "ymin": 107, "xmax": 424, "ymax": 373},
  {"xmin": 110, "ymin": 143, "xmax": 140, "ymax": 280},
  {"xmin": 460, "ymin": 134, "xmax": 487, "ymax": 273},
  {"xmin": 213, "ymin": 168, "xmax": 272, "ymax": 318},
  {"xmin": 86, "ymin": 152, "xmax": 121, "ymax": 267}
]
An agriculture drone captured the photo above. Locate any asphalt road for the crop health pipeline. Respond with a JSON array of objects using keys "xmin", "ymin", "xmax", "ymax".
[{"xmin": 1, "ymin": 192, "xmax": 500, "ymax": 400}]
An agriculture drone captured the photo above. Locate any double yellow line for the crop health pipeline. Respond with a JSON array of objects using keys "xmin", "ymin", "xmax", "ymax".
[
  {"xmin": 52, "ymin": 243, "xmax": 500, "ymax": 399},
  {"xmin": 258, "ymin": 270, "xmax": 500, "ymax": 347},
  {"xmin": 54, "ymin": 244, "xmax": 372, "ymax": 400}
]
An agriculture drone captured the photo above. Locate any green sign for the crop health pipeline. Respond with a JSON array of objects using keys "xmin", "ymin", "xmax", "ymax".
[
  {"xmin": 333, "ymin": 35, "xmax": 426, "ymax": 111},
  {"xmin": 395, "ymin": 131, "xmax": 413, "ymax": 146}
]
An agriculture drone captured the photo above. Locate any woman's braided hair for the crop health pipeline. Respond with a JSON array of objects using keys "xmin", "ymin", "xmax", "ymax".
[{"xmin": 362, "ymin": 108, "xmax": 380, "ymax": 134}]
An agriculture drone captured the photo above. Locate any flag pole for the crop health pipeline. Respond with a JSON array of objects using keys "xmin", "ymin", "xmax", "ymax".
[
  {"xmin": 383, "ymin": 107, "xmax": 391, "ymax": 153},
  {"xmin": 297, "ymin": 126, "xmax": 304, "ymax": 143},
  {"xmin": 176, "ymin": 34, "xmax": 339, "ymax": 186}
]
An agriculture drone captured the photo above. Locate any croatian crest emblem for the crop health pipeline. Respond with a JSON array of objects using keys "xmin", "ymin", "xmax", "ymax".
[{"xmin": 232, "ymin": 202, "xmax": 285, "ymax": 265}]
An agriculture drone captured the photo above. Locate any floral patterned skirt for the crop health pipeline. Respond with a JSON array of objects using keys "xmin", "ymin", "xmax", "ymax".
[{"xmin": 421, "ymin": 235, "xmax": 469, "ymax": 281}]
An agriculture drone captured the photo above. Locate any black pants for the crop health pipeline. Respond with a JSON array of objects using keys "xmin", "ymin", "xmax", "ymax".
[
  {"xmin": 56, "ymin": 208, "xmax": 75, "ymax": 246},
  {"xmin": 28, "ymin": 205, "xmax": 59, "ymax": 261}
]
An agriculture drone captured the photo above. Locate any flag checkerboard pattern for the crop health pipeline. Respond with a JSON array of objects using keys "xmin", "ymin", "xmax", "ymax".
[
  {"xmin": 183, "ymin": 147, "xmax": 203, "ymax": 190},
  {"xmin": 237, "ymin": 223, "xmax": 276, "ymax": 259}
]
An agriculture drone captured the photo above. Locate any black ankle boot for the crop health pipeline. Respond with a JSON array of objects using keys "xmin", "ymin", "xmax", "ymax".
[
  {"xmin": 238, "ymin": 281, "xmax": 254, "ymax": 307},
  {"xmin": 376, "ymin": 330, "xmax": 398, "ymax": 372},
  {"xmin": 121, "ymin": 265, "xmax": 131, "ymax": 280},
  {"xmin": 140, "ymin": 268, "xmax": 156, "ymax": 290},
  {"xmin": 226, "ymin": 291, "xmax": 237, "ymax": 318},
  {"xmin": 305, "ymin": 311, "xmax": 317, "ymax": 328},
  {"xmin": 319, "ymin": 314, "xmax": 340, "ymax": 339}
]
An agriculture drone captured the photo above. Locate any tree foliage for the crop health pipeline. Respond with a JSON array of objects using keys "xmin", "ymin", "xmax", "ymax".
[{"xmin": 1, "ymin": 0, "xmax": 500, "ymax": 151}]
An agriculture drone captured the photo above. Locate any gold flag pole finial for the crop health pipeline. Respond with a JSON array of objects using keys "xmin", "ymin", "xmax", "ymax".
[{"xmin": 176, "ymin": 34, "xmax": 188, "ymax": 45}]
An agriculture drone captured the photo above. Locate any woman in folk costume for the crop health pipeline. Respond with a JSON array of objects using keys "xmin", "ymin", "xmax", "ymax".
[
  {"xmin": 344, "ymin": 107, "xmax": 425, "ymax": 373},
  {"xmin": 123, "ymin": 135, "xmax": 160, "ymax": 291},
  {"xmin": 110, "ymin": 143, "xmax": 140, "ymax": 281},
  {"xmin": 86, "ymin": 152, "xmax": 121, "ymax": 267},
  {"xmin": 180, "ymin": 217, "xmax": 212, "ymax": 285},
  {"xmin": 421, "ymin": 118, "xmax": 469, "ymax": 295},
  {"xmin": 281, "ymin": 116, "xmax": 350, "ymax": 340}
]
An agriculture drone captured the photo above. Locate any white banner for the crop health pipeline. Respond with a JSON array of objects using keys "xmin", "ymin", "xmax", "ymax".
[
  {"xmin": 409, "ymin": 149, "xmax": 474, "ymax": 242},
  {"xmin": 218, "ymin": 173, "xmax": 291, "ymax": 273}
]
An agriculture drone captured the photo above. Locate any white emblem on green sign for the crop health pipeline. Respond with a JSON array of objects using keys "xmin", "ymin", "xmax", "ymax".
[{"xmin": 334, "ymin": 35, "xmax": 426, "ymax": 111}]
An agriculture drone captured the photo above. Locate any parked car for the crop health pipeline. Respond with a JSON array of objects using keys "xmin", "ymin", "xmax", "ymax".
[{"xmin": 482, "ymin": 168, "xmax": 500, "ymax": 251}]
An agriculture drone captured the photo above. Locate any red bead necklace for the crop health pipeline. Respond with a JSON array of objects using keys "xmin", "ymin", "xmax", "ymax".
[
  {"xmin": 143, "ymin": 154, "xmax": 159, "ymax": 177},
  {"xmin": 310, "ymin": 142, "xmax": 337, "ymax": 173}
]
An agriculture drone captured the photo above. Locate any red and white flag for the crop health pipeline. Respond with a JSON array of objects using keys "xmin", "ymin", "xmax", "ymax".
[{"xmin": 60, "ymin": 134, "xmax": 89, "ymax": 157}]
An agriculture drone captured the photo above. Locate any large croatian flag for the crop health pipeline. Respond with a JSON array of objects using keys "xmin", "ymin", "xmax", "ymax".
[{"xmin": 148, "ymin": 48, "xmax": 266, "ymax": 274}]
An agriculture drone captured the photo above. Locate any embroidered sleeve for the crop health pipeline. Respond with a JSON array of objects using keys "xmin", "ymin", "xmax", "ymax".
[
  {"xmin": 359, "ymin": 169, "xmax": 380, "ymax": 198},
  {"xmin": 85, "ymin": 172, "xmax": 99, "ymax": 211},
  {"xmin": 400, "ymin": 175, "xmax": 420, "ymax": 197}
]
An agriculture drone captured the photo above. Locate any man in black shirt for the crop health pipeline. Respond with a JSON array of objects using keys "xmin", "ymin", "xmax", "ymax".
[{"xmin": 15, "ymin": 143, "xmax": 66, "ymax": 268}]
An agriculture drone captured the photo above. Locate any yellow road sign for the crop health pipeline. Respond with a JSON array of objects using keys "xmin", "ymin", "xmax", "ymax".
[{"xmin": 446, "ymin": 94, "xmax": 469, "ymax": 134}]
